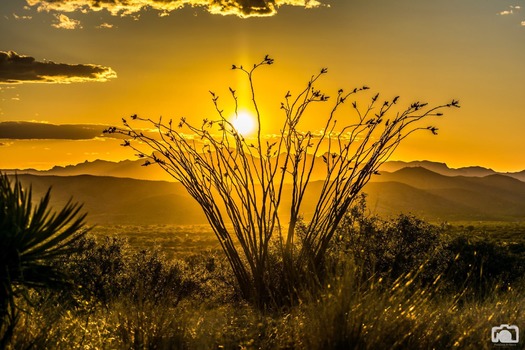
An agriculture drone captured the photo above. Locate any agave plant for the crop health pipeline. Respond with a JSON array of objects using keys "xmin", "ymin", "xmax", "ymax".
[{"xmin": 0, "ymin": 173, "xmax": 88, "ymax": 345}]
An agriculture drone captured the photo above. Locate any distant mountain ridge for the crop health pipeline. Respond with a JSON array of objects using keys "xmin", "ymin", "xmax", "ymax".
[
  {"xmin": 380, "ymin": 160, "xmax": 525, "ymax": 180},
  {"xmin": 5, "ymin": 158, "xmax": 525, "ymax": 182},
  {"xmin": 5, "ymin": 159, "xmax": 172, "ymax": 182},
  {"xmin": 10, "ymin": 174, "xmax": 206, "ymax": 225}
]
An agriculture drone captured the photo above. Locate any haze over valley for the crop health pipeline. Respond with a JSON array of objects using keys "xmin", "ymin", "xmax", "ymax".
[{"xmin": 7, "ymin": 159, "xmax": 525, "ymax": 225}]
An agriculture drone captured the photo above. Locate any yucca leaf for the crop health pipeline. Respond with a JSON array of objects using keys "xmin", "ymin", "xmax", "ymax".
[{"xmin": 1, "ymin": 173, "xmax": 88, "ymax": 341}]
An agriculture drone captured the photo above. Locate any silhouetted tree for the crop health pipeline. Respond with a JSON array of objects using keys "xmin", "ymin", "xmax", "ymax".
[{"xmin": 105, "ymin": 56, "xmax": 459, "ymax": 308}]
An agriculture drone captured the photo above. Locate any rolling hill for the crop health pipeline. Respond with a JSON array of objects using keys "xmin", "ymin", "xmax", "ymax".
[
  {"xmin": 12, "ymin": 174, "xmax": 205, "ymax": 225},
  {"xmin": 366, "ymin": 167, "xmax": 525, "ymax": 221},
  {"xmin": 9, "ymin": 167, "xmax": 525, "ymax": 225}
]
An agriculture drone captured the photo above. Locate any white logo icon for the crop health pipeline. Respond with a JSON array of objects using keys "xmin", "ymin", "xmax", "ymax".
[{"xmin": 492, "ymin": 324, "xmax": 519, "ymax": 344}]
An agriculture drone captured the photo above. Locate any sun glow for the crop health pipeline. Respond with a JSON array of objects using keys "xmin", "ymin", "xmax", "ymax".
[{"xmin": 230, "ymin": 111, "xmax": 257, "ymax": 136}]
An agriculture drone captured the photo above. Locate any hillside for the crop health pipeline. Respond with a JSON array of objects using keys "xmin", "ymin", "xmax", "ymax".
[
  {"xmin": 10, "ymin": 168, "xmax": 525, "ymax": 225},
  {"xmin": 13, "ymin": 174, "xmax": 205, "ymax": 225},
  {"xmin": 367, "ymin": 167, "xmax": 525, "ymax": 221}
]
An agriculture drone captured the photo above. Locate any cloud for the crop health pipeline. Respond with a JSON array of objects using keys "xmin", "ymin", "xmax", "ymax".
[
  {"xmin": 0, "ymin": 51, "xmax": 117, "ymax": 84},
  {"xmin": 26, "ymin": 0, "xmax": 325, "ymax": 18},
  {"xmin": 52, "ymin": 13, "xmax": 82, "ymax": 29},
  {"xmin": 96, "ymin": 22, "xmax": 114, "ymax": 29},
  {"xmin": 522, "ymin": 21, "xmax": 525, "ymax": 26},
  {"xmin": 0, "ymin": 121, "xmax": 109, "ymax": 140},
  {"xmin": 498, "ymin": 5, "xmax": 522, "ymax": 15},
  {"xmin": 13, "ymin": 13, "xmax": 32, "ymax": 20}
]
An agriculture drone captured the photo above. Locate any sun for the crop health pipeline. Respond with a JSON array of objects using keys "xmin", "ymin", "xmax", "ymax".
[{"xmin": 230, "ymin": 111, "xmax": 257, "ymax": 136}]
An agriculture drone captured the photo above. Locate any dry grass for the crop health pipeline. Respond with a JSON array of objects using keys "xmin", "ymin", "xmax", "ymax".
[
  {"xmin": 4, "ymin": 219, "xmax": 525, "ymax": 349},
  {"xmin": 7, "ymin": 259, "xmax": 524, "ymax": 349}
]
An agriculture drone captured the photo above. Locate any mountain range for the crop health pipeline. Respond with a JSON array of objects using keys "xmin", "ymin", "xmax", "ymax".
[
  {"xmin": 5, "ymin": 158, "xmax": 525, "ymax": 182},
  {"xmin": 6, "ymin": 163, "xmax": 525, "ymax": 225}
]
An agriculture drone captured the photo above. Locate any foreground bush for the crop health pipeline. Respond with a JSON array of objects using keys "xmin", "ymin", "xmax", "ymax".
[
  {"xmin": 334, "ymin": 197, "xmax": 525, "ymax": 296},
  {"xmin": 62, "ymin": 235, "xmax": 238, "ymax": 307},
  {"xmin": 330, "ymin": 195, "xmax": 451, "ymax": 285},
  {"xmin": 444, "ymin": 234, "xmax": 525, "ymax": 297}
]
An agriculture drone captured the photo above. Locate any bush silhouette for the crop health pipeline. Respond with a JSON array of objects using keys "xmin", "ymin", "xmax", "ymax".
[
  {"xmin": 106, "ymin": 56, "xmax": 459, "ymax": 308},
  {"xmin": 0, "ymin": 173, "xmax": 87, "ymax": 345},
  {"xmin": 332, "ymin": 195, "xmax": 451, "ymax": 284},
  {"xmin": 444, "ymin": 235, "xmax": 525, "ymax": 297},
  {"xmin": 63, "ymin": 235, "xmax": 227, "ymax": 306}
]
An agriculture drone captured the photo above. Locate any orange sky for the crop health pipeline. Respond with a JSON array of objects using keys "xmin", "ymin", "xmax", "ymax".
[{"xmin": 1, "ymin": 0, "xmax": 525, "ymax": 172}]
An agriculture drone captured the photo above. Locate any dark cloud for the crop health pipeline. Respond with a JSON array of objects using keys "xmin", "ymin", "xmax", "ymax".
[
  {"xmin": 26, "ymin": 0, "xmax": 324, "ymax": 18},
  {"xmin": 0, "ymin": 121, "xmax": 108, "ymax": 140},
  {"xmin": 0, "ymin": 51, "xmax": 117, "ymax": 84}
]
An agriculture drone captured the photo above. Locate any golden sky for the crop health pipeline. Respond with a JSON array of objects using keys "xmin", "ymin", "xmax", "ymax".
[{"xmin": 1, "ymin": 0, "xmax": 525, "ymax": 171}]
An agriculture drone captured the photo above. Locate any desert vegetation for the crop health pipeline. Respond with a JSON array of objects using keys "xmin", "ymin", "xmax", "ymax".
[
  {"xmin": 3, "ymin": 202, "xmax": 525, "ymax": 349},
  {"xmin": 2, "ymin": 58, "xmax": 523, "ymax": 349},
  {"xmin": 105, "ymin": 55, "xmax": 459, "ymax": 308}
]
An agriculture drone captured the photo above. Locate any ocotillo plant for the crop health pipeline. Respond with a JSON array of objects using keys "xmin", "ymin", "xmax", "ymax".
[{"xmin": 105, "ymin": 56, "xmax": 459, "ymax": 308}]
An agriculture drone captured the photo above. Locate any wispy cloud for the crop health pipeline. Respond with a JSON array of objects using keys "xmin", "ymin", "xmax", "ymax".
[
  {"xmin": 497, "ymin": 4, "xmax": 525, "ymax": 26},
  {"xmin": 0, "ymin": 51, "xmax": 116, "ymax": 84},
  {"xmin": 0, "ymin": 121, "xmax": 108, "ymax": 140},
  {"xmin": 96, "ymin": 22, "xmax": 114, "ymax": 29},
  {"xmin": 52, "ymin": 13, "xmax": 82, "ymax": 29},
  {"xmin": 498, "ymin": 5, "xmax": 522, "ymax": 15},
  {"xmin": 13, "ymin": 13, "xmax": 32, "ymax": 20},
  {"xmin": 26, "ymin": 0, "xmax": 325, "ymax": 18}
]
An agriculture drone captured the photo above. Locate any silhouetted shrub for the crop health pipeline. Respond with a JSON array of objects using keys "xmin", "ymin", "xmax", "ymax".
[
  {"xmin": 443, "ymin": 235, "xmax": 525, "ymax": 297},
  {"xmin": 64, "ymin": 236, "xmax": 128, "ymax": 304},
  {"xmin": 333, "ymin": 197, "xmax": 525, "ymax": 298},
  {"xmin": 333, "ymin": 195, "xmax": 450, "ymax": 285},
  {"xmin": 62, "ymin": 235, "xmax": 237, "ymax": 307},
  {"xmin": 178, "ymin": 250, "xmax": 239, "ymax": 304}
]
